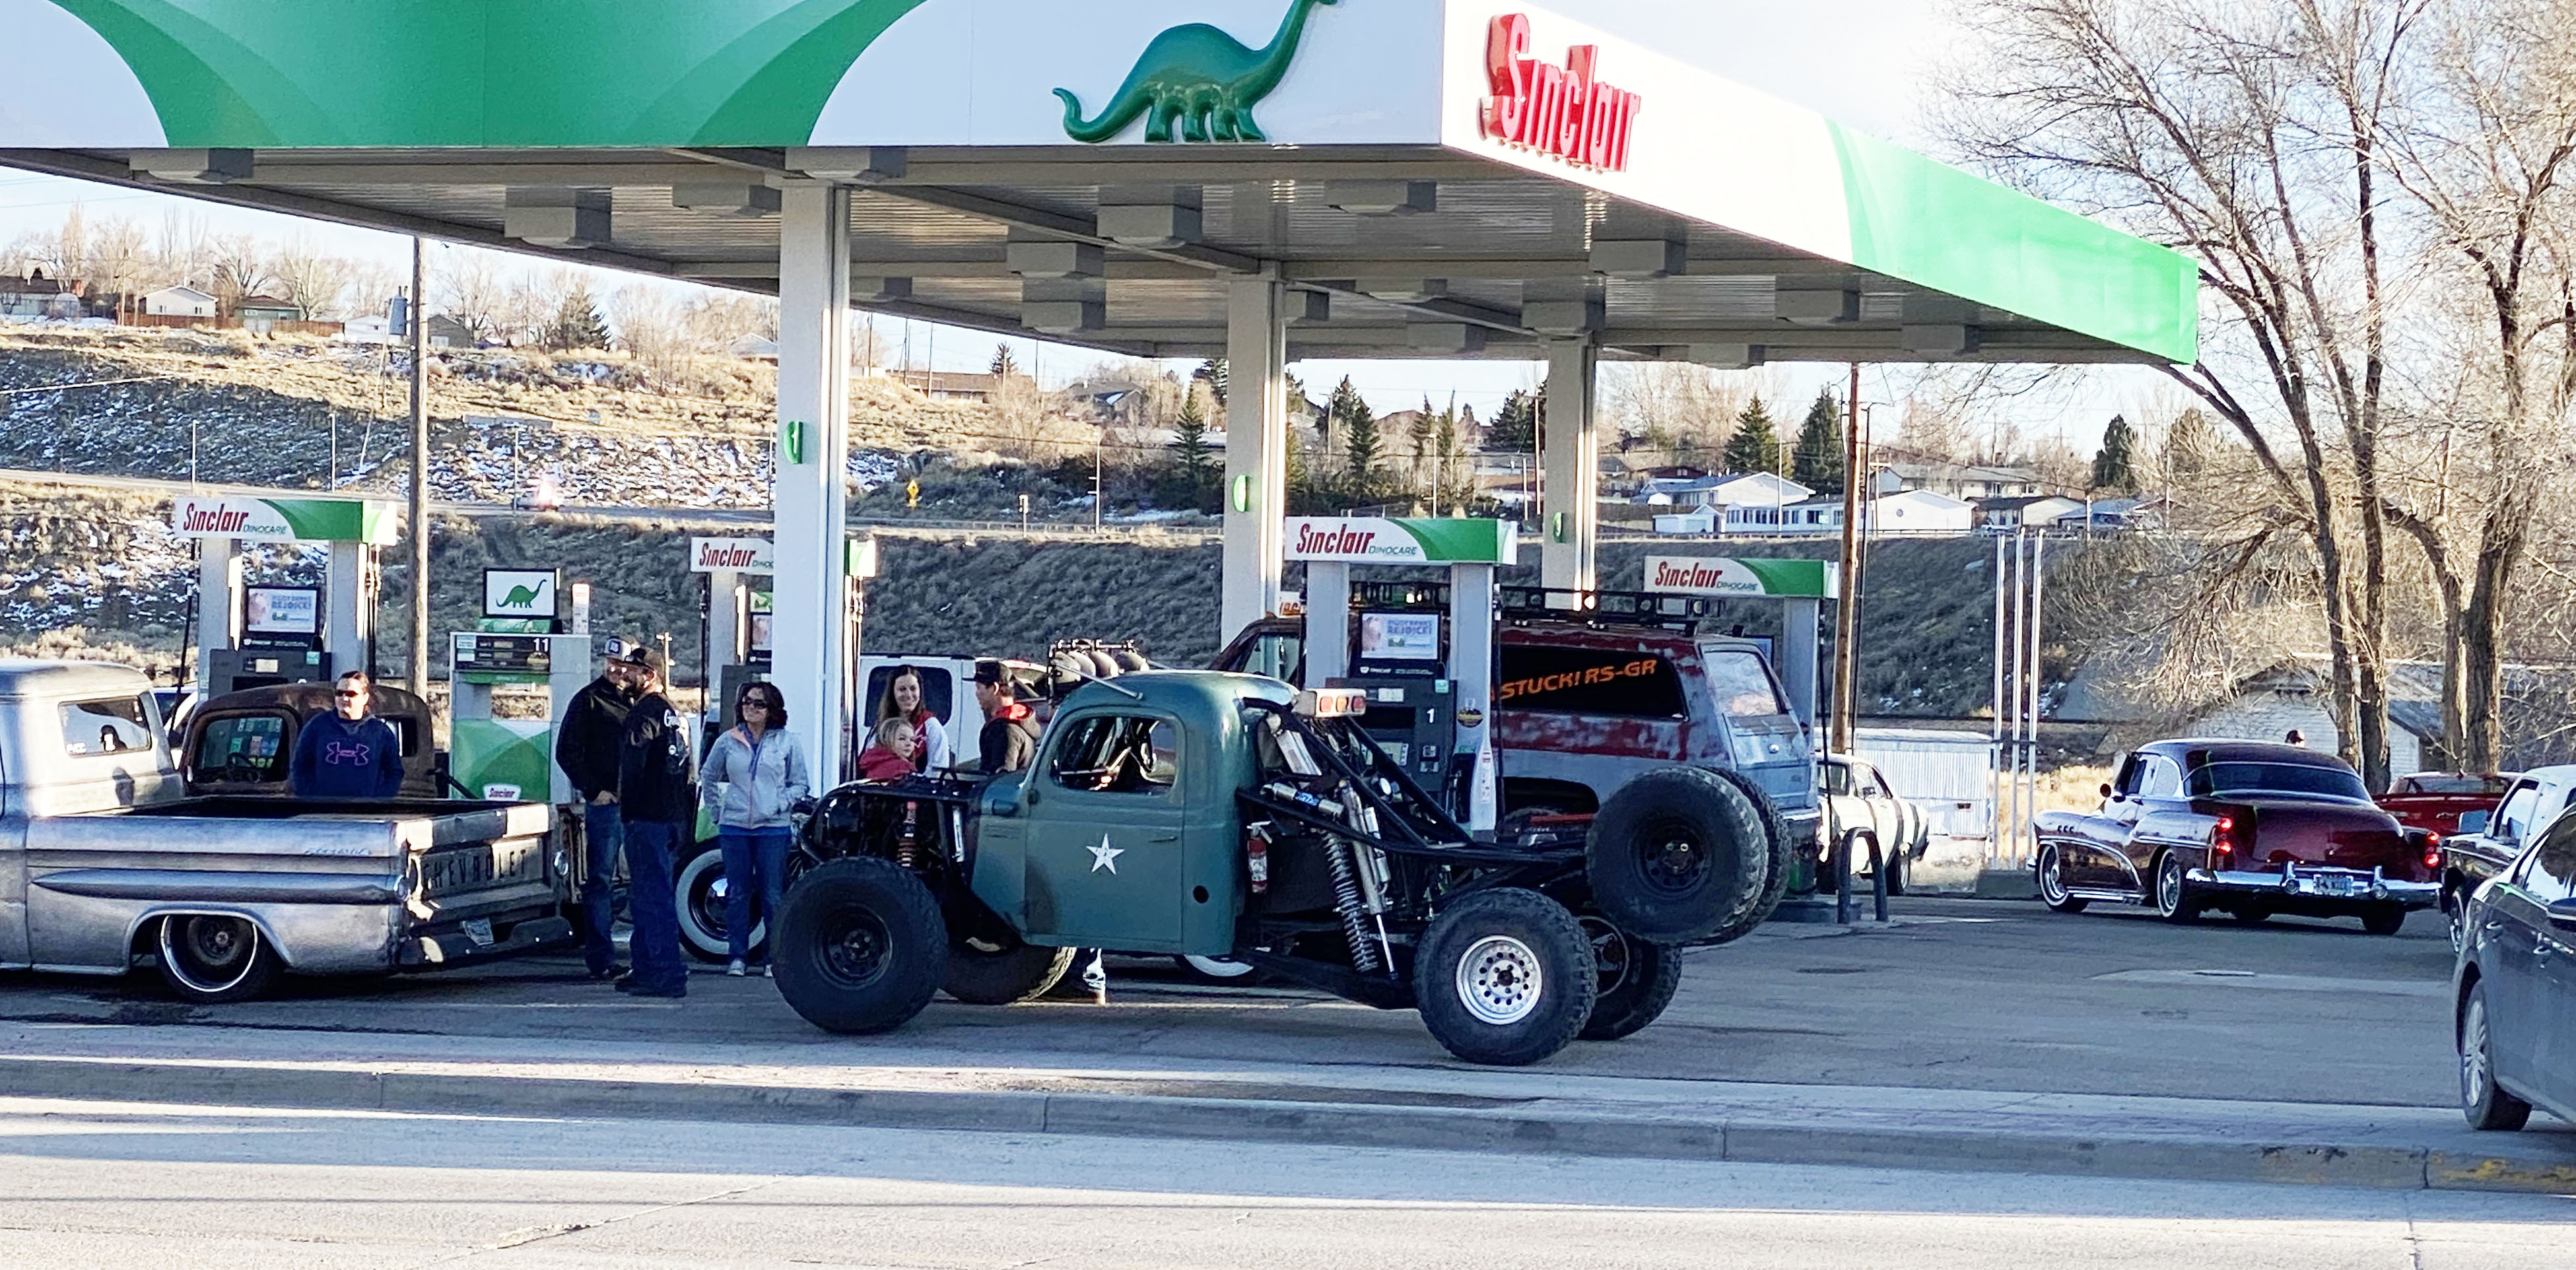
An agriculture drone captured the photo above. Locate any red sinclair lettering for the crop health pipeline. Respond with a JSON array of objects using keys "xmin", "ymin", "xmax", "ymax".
[
  {"xmin": 1479, "ymin": 14, "xmax": 1639, "ymax": 173},
  {"xmin": 696, "ymin": 543, "xmax": 764, "ymax": 568},
  {"xmin": 180, "ymin": 504, "xmax": 254, "ymax": 534},
  {"xmin": 1652, "ymin": 560, "xmax": 1738, "ymax": 591},
  {"xmin": 1295, "ymin": 523, "xmax": 1379, "ymax": 556}
]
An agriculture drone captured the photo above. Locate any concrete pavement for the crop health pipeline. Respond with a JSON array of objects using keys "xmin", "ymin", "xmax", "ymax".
[{"xmin": 0, "ymin": 1096, "xmax": 2569, "ymax": 1269}]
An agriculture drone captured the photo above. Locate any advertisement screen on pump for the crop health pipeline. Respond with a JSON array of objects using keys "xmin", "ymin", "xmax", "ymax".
[{"xmin": 243, "ymin": 585, "xmax": 320, "ymax": 636}]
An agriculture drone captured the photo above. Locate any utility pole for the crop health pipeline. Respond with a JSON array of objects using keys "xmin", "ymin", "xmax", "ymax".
[
  {"xmin": 1830, "ymin": 363, "xmax": 1862, "ymax": 754},
  {"xmin": 407, "ymin": 237, "xmax": 430, "ymax": 697}
]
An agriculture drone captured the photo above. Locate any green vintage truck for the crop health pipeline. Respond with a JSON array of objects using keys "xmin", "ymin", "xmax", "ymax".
[{"xmin": 772, "ymin": 670, "xmax": 1775, "ymax": 1065}]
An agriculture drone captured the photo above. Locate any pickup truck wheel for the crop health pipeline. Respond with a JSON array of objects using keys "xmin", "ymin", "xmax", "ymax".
[
  {"xmin": 673, "ymin": 842, "xmax": 753, "ymax": 964},
  {"xmin": 1576, "ymin": 918, "xmax": 1681, "ymax": 1041},
  {"xmin": 772, "ymin": 857, "xmax": 946, "ymax": 1035},
  {"xmin": 943, "ymin": 931, "xmax": 1075, "ymax": 1004},
  {"xmin": 1172, "ymin": 955, "xmax": 1264, "ymax": 986},
  {"xmin": 2361, "ymin": 904, "xmax": 2408, "ymax": 937},
  {"xmin": 2037, "ymin": 844, "xmax": 2087, "ymax": 913},
  {"xmin": 1415, "ymin": 889, "xmax": 1596, "ymax": 1066},
  {"xmin": 2460, "ymin": 982, "xmax": 2532, "ymax": 1131},
  {"xmin": 2152, "ymin": 852, "xmax": 2200, "ymax": 924},
  {"xmin": 1586, "ymin": 768, "xmax": 1767, "ymax": 944},
  {"xmin": 156, "ymin": 914, "xmax": 278, "ymax": 1004}
]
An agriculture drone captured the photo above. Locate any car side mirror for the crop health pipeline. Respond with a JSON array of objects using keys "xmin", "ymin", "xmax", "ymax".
[
  {"xmin": 2549, "ymin": 899, "xmax": 2576, "ymax": 933},
  {"xmin": 2458, "ymin": 810, "xmax": 2490, "ymax": 836}
]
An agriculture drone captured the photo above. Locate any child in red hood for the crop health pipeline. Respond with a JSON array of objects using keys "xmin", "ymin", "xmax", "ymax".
[{"xmin": 857, "ymin": 716, "xmax": 919, "ymax": 782}]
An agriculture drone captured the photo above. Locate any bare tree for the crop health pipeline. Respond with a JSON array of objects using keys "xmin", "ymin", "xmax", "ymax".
[
  {"xmin": 1943, "ymin": 0, "xmax": 2412, "ymax": 785},
  {"xmin": 434, "ymin": 248, "xmax": 508, "ymax": 341},
  {"xmin": 83, "ymin": 215, "xmax": 149, "ymax": 316},
  {"xmin": 204, "ymin": 232, "xmax": 273, "ymax": 311},
  {"xmin": 269, "ymin": 236, "xmax": 356, "ymax": 319},
  {"xmin": 609, "ymin": 285, "xmax": 691, "ymax": 386},
  {"xmin": 2375, "ymin": 0, "xmax": 2576, "ymax": 769}
]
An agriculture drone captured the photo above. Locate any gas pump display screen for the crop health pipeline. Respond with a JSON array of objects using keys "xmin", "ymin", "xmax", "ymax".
[
  {"xmin": 244, "ymin": 585, "xmax": 320, "ymax": 638},
  {"xmin": 453, "ymin": 634, "xmax": 555, "ymax": 675},
  {"xmin": 1358, "ymin": 613, "xmax": 1441, "ymax": 661}
]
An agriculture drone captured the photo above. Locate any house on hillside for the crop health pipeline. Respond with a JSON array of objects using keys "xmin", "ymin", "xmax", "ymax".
[
  {"xmin": 1874, "ymin": 461, "xmax": 2042, "ymax": 501},
  {"xmin": 1976, "ymin": 494, "xmax": 2087, "ymax": 531},
  {"xmin": 1659, "ymin": 488, "xmax": 1977, "ymax": 537},
  {"xmin": 232, "ymin": 294, "xmax": 304, "ymax": 335},
  {"xmin": 1870, "ymin": 489, "xmax": 1977, "ymax": 535},
  {"xmin": 0, "ymin": 271, "xmax": 83, "ymax": 319},
  {"xmin": 1638, "ymin": 471, "xmax": 1811, "ymax": 509},
  {"xmin": 896, "ymin": 369, "xmax": 1004, "ymax": 401},
  {"xmin": 141, "ymin": 285, "xmax": 217, "ymax": 319}
]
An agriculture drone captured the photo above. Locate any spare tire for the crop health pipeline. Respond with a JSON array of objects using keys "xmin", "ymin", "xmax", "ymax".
[{"xmin": 1583, "ymin": 767, "xmax": 1767, "ymax": 943}]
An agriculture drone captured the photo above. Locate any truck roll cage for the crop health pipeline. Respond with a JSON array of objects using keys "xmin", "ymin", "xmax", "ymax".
[
  {"xmin": 1235, "ymin": 700, "xmax": 1578, "ymax": 867},
  {"xmin": 1339, "ymin": 580, "xmax": 1715, "ymax": 634}
]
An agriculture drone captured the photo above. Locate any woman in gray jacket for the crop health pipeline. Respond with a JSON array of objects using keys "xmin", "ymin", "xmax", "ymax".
[{"xmin": 698, "ymin": 681, "xmax": 811, "ymax": 976}]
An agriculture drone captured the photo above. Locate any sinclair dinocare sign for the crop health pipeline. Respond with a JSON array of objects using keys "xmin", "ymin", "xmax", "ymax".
[
  {"xmin": 1285, "ymin": 517, "xmax": 1518, "ymax": 565},
  {"xmin": 1477, "ymin": 13, "xmax": 1637, "ymax": 173},
  {"xmin": 170, "ymin": 495, "xmax": 399, "ymax": 545}
]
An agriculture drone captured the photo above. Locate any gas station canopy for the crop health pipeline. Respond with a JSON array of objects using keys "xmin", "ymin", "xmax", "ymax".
[{"xmin": 2, "ymin": 0, "xmax": 2196, "ymax": 366}]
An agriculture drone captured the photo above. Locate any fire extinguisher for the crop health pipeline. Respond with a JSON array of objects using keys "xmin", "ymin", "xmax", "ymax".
[{"xmin": 1246, "ymin": 822, "xmax": 1274, "ymax": 894}]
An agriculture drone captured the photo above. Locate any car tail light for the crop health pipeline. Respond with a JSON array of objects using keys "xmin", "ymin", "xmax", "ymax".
[
  {"xmin": 2423, "ymin": 832, "xmax": 2443, "ymax": 872},
  {"xmin": 2211, "ymin": 813, "xmax": 2237, "ymax": 859}
]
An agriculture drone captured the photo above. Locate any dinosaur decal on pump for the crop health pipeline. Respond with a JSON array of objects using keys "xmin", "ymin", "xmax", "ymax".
[{"xmin": 1054, "ymin": 0, "xmax": 1339, "ymax": 144}]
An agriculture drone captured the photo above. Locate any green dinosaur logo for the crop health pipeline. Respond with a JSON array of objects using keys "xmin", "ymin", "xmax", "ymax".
[
  {"xmin": 498, "ymin": 580, "xmax": 551, "ymax": 610},
  {"xmin": 1055, "ymin": 0, "xmax": 1340, "ymax": 144}
]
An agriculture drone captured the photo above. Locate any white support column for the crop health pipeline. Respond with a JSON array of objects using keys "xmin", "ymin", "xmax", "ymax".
[
  {"xmin": 1304, "ymin": 560, "xmax": 1350, "ymax": 685},
  {"xmin": 704, "ymin": 568, "xmax": 742, "ymax": 730},
  {"xmin": 1221, "ymin": 275, "xmax": 1289, "ymax": 644},
  {"xmin": 325, "ymin": 539, "xmax": 370, "ymax": 677},
  {"xmin": 774, "ymin": 183, "xmax": 854, "ymax": 781},
  {"xmin": 1541, "ymin": 339, "xmax": 1598, "ymax": 593},
  {"xmin": 195, "ymin": 535, "xmax": 240, "ymax": 693},
  {"xmin": 1778, "ymin": 597, "xmax": 1820, "ymax": 727}
]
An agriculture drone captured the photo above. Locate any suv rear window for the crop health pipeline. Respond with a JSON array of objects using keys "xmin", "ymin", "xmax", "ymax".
[
  {"xmin": 1498, "ymin": 646, "xmax": 1685, "ymax": 718},
  {"xmin": 1702, "ymin": 650, "xmax": 1789, "ymax": 718},
  {"xmin": 194, "ymin": 712, "xmax": 290, "ymax": 782}
]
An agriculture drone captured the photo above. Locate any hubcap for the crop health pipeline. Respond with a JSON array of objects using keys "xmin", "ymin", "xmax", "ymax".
[
  {"xmin": 1580, "ymin": 918, "xmax": 1633, "ymax": 995},
  {"xmin": 161, "ymin": 916, "xmax": 258, "ymax": 993},
  {"xmin": 2040, "ymin": 847, "xmax": 2068, "ymax": 903},
  {"xmin": 1638, "ymin": 819, "xmax": 1710, "ymax": 895},
  {"xmin": 2463, "ymin": 997, "xmax": 2491, "ymax": 1104},
  {"xmin": 1456, "ymin": 935, "xmax": 1545, "ymax": 1025},
  {"xmin": 2159, "ymin": 859, "xmax": 2183, "ymax": 913},
  {"xmin": 818, "ymin": 906, "xmax": 894, "ymax": 989}
]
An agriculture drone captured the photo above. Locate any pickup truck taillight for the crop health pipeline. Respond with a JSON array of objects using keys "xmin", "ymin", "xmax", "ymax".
[{"xmin": 2423, "ymin": 832, "xmax": 2443, "ymax": 872}]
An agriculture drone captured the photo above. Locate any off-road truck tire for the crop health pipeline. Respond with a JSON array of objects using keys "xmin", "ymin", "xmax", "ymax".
[
  {"xmin": 1703, "ymin": 767, "xmax": 1795, "ymax": 945},
  {"xmin": 943, "ymin": 931, "xmax": 1076, "ymax": 1004},
  {"xmin": 1576, "ymin": 917, "xmax": 1683, "ymax": 1041},
  {"xmin": 1584, "ymin": 767, "xmax": 1768, "ymax": 943},
  {"xmin": 1415, "ymin": 888, "xmax": 1598, "ymax": 1065},
  {"xmin": 773, "ymin": 857, "xmax": 947, "ymax": 1034}
]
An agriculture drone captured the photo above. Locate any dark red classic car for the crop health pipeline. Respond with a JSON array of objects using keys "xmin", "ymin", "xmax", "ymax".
[{"xmin": 2034, "ymin": 740, "xmax": 2439, "ymax": 934}]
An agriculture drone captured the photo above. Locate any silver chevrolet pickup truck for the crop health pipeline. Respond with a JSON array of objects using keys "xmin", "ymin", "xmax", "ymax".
[{"xmin": 1, "ymin": 659, "xmax": 570, "ymax": 1002}]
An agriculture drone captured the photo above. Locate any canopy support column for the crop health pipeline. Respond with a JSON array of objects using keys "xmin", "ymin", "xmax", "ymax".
[
  {"xmin": 194, "ymin": 535, "xmax": 240, "ymax": 694},
  {"xmin": 325, "ymin": 539, "xmax": 372, "ymax": 679},
  {"xmin": 773, "ymin": 182, "xmax": 854, "ymax": 780},
  {"xmin": 1222, "ymin": 274, "xmax": 1289, "ymax": 643},
  {"xmin": 1542, "ymin": 338, "xmax": 1598, "ymax": 593}
]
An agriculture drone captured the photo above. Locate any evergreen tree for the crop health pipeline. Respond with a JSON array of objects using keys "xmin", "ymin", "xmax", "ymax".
[
  {"xmin": 989, "ymin": 343, "xmax": 1021, "ymax": 379},
  {"xmin": 2091, "ymin": 413, "xmax": 2140, "ymax": 492},
  {"xmin": 1721, "ymin": 395, "xmax": 1782, "ymax": 475},
  {"xmin": 1172, "ymin": 388, "xmax": 1215, "ymax": 500},
  {"xmin": 1791, "ymin": 389, "xmax": 1847, "ymax": 491},
  {"xmin": 1194, "ymin": 357, "xmax": 1229, "ymax": 406},
  {"xmin": 1485, "ymin": 389, "xmax": 1537, "ymax": 453},
  {"xmin": 1338, "ymin": 378, "xmax": 1382, "ymax": 495},
  {"xmin": 543, "ymin": 284, "xmax": 609, "ymax": 351},
  {"xmin": 1326, "ymin": 376, "xmax": 1367, "ymax": 433}
]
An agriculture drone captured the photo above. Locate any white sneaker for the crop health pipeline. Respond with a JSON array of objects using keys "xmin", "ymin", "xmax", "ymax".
[
  {"xmin": 761, "ymin": 964, "xmax": 774, "ymax": 979},
  {"xmin": 726, "ymin": 959, "xmax": 746, "ymax": 977}
]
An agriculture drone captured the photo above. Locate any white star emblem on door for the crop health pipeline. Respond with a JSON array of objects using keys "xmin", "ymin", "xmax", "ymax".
[{"xmin": 1087, "ymin": 834, "xmax": 1125, "ymax": 875}]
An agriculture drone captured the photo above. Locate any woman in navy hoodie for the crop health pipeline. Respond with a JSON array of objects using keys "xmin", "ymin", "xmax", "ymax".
[{"xmin": 290, "ymin": 671, "xmax": 405, "ymax": 799}]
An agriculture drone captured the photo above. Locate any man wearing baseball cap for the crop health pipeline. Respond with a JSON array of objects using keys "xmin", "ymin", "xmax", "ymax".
[
  {"xmin": 555, "ymin": 636, "xmax": 640, "ymax": 980},
  {"xmin": 612, "ymin": 644, "xmax": 693, "ymax": 997}
]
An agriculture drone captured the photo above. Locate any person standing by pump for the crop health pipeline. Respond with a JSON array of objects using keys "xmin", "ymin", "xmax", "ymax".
[
  {"xmin": 973, "ymin": 660, "xmax": 1040, "ymax": 774},
  {"xmin": 613, "ymin": 646, "xmax": 694, "ymax": 998},
  {"xmin": 877, "ymin": 666, "xmax": 952, "ymax": 773},
  {"xmin": 290, "ymin": 670, "xmax": 405, "ymax": 799},
  {"xmin": 555, "ymin": 637, "xmax": 638, "ymax": 982},
  {"xmin": 698, "ymin": 681, "xmax": 811, "ymax": 978}
]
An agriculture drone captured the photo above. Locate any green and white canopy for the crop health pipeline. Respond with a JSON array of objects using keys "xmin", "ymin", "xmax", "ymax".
[{"xmin": 1, "ymin": 0, "xmax": 2195, "ymax": 365}]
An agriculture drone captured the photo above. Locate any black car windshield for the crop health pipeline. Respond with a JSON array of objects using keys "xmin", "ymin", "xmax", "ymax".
[{"xmin": 2186, "ymin": 761, "xmax": 2370, "ymax": 801}]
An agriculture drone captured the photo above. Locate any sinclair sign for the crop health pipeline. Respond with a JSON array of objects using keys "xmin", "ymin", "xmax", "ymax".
[
  {"xmin": 1643, "ymin": 556, "xmax": 1838, "ymax": 600},
  {"xmin": 1285, "ymin": 517, "xmax": 1518, "ymax": 565},
  {"xmin": 170, "ymin": 495, "xmax": 399, "ymax": 544},
  {"xmin": 689, "ymin": 537, "xmax": 776, "ymax": 574},
  {"xmin": 1477, "ymin": 13, "xmax": 1638, "ymax": 173}
]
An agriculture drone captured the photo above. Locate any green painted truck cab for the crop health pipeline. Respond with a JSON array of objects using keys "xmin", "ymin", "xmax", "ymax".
[{"xmin": 968, "ymin": 673, "xmax": 1283, "ymax": 956}]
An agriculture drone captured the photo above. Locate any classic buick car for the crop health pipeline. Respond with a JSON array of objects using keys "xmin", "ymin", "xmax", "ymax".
[{"xmin": 2033, "ymin": 740, "xmax": 2437, "ymax": 933}]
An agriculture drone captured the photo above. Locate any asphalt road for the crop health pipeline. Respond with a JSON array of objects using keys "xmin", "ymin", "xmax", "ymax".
[
  {"xmin": 0, "ymin": 896, "xmax": 2464, "ymax": 1107},
  {"xmin": 0, "ymin": 1095, "xmax": 2564, "ymax": 1269}
]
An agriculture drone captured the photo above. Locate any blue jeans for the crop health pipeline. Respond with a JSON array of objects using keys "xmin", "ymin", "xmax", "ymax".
[
  {"xmin": 578, "ymin": 801, "xmax": 625, "ymax": 975},
  {"xmin": 718, "ymin": 827, "xmax": 794, "ymax": 962},
  {"xmin": 621, "ymin": 818, "xmax": 689, "ymax": 995}
]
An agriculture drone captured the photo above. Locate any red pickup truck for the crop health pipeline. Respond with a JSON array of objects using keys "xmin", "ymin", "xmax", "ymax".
[{"xmin": 2378, "ymin": 772, "xmax": 2519, "ymax": 838}]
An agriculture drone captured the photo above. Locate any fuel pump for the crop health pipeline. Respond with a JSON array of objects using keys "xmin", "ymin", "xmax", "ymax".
[
  {"xmin": 448, "ymin": 568, "xmax": 590, "ymax": 801},
  {"xmin": 1286, "ymin": 516, "xmax": 1513, "ymax": 832}
]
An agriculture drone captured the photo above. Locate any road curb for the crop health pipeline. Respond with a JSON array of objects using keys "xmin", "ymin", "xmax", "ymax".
[{"xmin": 7, "ymin": 1055, "xmax": 2571, "ymax": 1195}]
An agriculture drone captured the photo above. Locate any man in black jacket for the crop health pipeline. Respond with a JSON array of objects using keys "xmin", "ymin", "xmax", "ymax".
[
  {"xmin": 614, "ymin": 646, "xmax": 693, "ymax": 998},
  {"xmin": 973, "ymin": 659, "xmax": 1040, "ymax": 774},
  {"xmin": 555, "ymin": 637, "xmax": 637, "ymax": 980}
]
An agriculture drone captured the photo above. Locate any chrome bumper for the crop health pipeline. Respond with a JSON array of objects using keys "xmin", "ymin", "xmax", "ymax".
[{"xmin": 2193, "ymin": 865, "xmax": 2440, "ymax": 908}]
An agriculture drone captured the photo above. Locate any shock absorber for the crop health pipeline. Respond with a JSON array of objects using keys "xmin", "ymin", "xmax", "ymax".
[{"xmin": 1325, "ymin": 837, "xmax": 1385, "ymax": 976}]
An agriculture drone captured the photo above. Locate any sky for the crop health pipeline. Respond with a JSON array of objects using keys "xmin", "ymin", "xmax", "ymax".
[{"xmin": 0, "ymin": 1, "xmax": 2146, "ymax": 449}]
